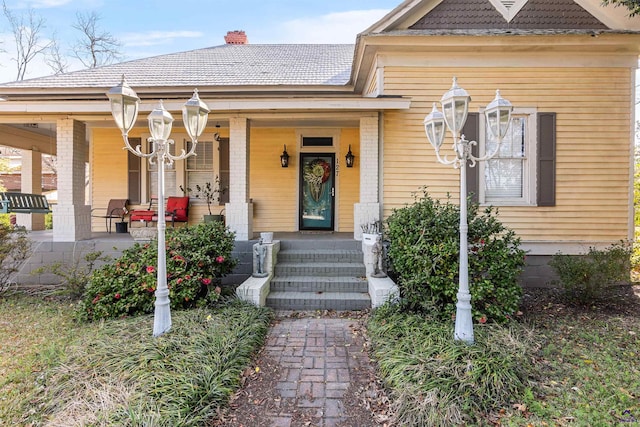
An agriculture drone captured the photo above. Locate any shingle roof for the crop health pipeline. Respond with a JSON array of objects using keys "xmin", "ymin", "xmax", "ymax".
[
  {"xmin": 0, "ymin": 44, "xmax": 355, "ymax": 90},
  {"xmin": 410, "ymin": 0, "xmax": 609, "ymax": 30}
]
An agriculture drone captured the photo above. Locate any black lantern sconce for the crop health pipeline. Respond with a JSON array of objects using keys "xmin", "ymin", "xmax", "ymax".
[
  {"xmin": 345, "ymin": 144, "xmax": 355, "ymax": 168},
  {"xmin": 280, "ymin": 144, "xmax": 290, "ymax": 167}
]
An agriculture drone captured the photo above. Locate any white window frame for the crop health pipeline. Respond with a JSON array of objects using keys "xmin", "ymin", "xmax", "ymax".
[
  {"xmin": 184, "ymin": 138, "xmax": 218, "ymax": 206},
  {"xmin": 478, "ymin": 107, "xmax": 538, "ymax": 206}
]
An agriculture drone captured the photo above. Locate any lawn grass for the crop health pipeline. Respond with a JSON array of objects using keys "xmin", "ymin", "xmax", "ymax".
[
  {"xmin": 0, "ymin": 292, "xmax": 272, "ymax": 426},
  {"xmin": 368, "ymin": 290, "xmax": 640, "ymax": 426},
  {"xmin": 507, "ymin": 309, "xmax": 640, "ymax": 426}
]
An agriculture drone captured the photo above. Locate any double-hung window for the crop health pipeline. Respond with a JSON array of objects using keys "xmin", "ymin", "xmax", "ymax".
[
  {"xmin": 148, "ymin": 140, "xmax": 176, "ymax": 199},
  {"xmin": 185, "ymin": 139, "xmax": 214, "ymax": 196},
  {"xmin": 479, "ymin": 108, "xmax": 537, "ymax": 205}
]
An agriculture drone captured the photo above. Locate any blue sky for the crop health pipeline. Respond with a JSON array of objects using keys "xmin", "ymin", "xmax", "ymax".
[{"xmin": 0, "ymin": 0, "xmax": 400, "ymax": 83}]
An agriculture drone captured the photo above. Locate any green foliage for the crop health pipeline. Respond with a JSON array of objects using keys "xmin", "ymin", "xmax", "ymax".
[
  {"xmin": 0, "ymin": 214, "xmax": 11, "ymax": 228},
  {"xmin": 635, "ymin": 158, "xmax": 640, "ymax": 227},
  {"xmin": 549, "ymin": 242, "xmax": 631, "ymax": 304},
  {"xmin": 386, "ymin": 190, "xmax": 525, "ymax": 323},
  {"xmin": 45, "ymin": 212, "xmax": 52, "ymax": 230},
  {"xmin": 602, "ymin": 0, "xmax": 640, "ymax": 16},
  {"xmin": 5, "ymin": 297, "xmax": 271, "ymax": 426},
  {"xmin": 368, "ymin": 304, "xmax": 535, "ymax": 425},
  {"xmin": 33, "ymin": 249, "xmax": 110, "ymax": 299},
  {"xmin": 78, "ymin": 221, "xmax": 237, "ymax": 321},
  {"xmin": 0, "ymin": 223, "xmax": 31, "ymax": 293}
]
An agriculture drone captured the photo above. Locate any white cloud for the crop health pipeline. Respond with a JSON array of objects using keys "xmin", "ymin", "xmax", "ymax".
[
  {"xmin": 120, "ymin": 30, "xmax": 204, "ymax": 48},
  {"xmin": 270, "ymin": 9, "xmax": 391, "ymax": 44},
  {"xmin": 7, "ymin": 0, "xmax": 73, "ymax": 9},
  {"xmin": 29, "ymin": 0, "xmax": 73, "ymax": 7}
]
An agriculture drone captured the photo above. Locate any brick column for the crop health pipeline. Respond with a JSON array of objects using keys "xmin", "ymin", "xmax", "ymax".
[
  {"xmin": 53, "ymin": 119, "xmax": 91, "ymax": 241},
  {"xmin": 16, "ymin": 149, "xmax": 45, "ymax": 230},
  {"xmin": 354, "ymin": 115, "xmax": 381, "ymax": 240},
  {"xmin": 225, "ymin": 117, "xmax": 253, "ymax": 240}
]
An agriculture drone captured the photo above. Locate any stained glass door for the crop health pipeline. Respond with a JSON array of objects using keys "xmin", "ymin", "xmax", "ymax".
[{"xmin": 299, "ymin": 153, "xmax": 335, "ymax": 230}]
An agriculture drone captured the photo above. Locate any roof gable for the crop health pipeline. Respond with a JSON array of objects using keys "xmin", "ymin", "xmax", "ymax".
[
  {"xmin": 409, "ymin": 0, "xmax": 609, "ymax": 30},
  {"xmin": 364, "ymin": 0, "xmax": 640, "ymax": 33}
]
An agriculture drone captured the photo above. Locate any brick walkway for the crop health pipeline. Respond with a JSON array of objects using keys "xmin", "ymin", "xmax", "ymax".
[{"xmin": 224, "ymin": 315, "xmax": 378, "ymax": 427}]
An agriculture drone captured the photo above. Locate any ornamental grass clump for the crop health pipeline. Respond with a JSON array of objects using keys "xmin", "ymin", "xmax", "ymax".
[
  {"xmin": 31, "ymin": 302, "xmax": 272, "ymax": 426},
  {"xmin": 386, "ymin": 189, "xmax": 525, "ymax": 324},
  {"xmin": 78, "ymin": 221, "xmax": 237, "ymax": 321},
  {"xmin": 368, "ymin": 304, "xmax": 536, "ymax": 426}
]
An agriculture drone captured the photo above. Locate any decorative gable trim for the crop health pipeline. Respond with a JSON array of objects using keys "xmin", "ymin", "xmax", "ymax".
[
  {"xmin": 488, "ymin": 0, "xmax": 529, "ymax": 22},
  {"xmin": 574, "ymin": 0, "xmax": 640, "ymax": 30}
]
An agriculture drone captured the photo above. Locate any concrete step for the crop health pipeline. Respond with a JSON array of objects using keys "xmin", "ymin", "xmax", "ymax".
[
  {"xmin": 274, "ymin": 262, "xmax": 366, "ymax": 277},
  {"xmin": 277, "ymin": 249, "xmax": 363, "ymax": 263},
  {"xmin": 271, "ymin": 276, "xmax": 368, "ymax": 292},
  {"xmin": 279, "ymin": 239, "xmax": 361, "ymax": 251},
  {"xmin": 266, "ymin": 291, "xmax": 371, "ymax": 311}
]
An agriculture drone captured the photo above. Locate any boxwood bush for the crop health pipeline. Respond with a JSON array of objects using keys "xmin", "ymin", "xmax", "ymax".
[
  {"xmin": 78, "ymin": 221, "xmax": 237, "ymax": 321},
  {"xmin": 386, "ymin": 190, "xmax": 525, "ymax": 324}
]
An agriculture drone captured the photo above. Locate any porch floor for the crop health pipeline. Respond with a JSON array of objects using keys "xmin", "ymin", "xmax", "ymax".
[{"xmin": 24, "ymin": 230, "xmax": 356, "ymax": 243}]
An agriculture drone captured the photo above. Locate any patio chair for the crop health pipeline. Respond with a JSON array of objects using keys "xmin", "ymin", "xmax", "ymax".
[
  {"xmin": 91, "ymin": 198, "xmax": 128, "ymax": 233},
  {"xmin": 153, "ymin": 196, "xmax": 190, "ymax": 226}
]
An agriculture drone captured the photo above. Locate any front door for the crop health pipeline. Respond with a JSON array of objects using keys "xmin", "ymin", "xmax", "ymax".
[{"xmin": 299, "ymin": 153, "xmax": 335, "ymax": 230}]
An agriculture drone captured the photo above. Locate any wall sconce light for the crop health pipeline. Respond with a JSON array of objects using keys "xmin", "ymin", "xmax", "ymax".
[
  {"xmin": 280, "ymin": 144, "xmax": 290, "ymax": 167},
  {"xmin": 345, "ymin": 144, "xmax": 355, "ymax": 168}
]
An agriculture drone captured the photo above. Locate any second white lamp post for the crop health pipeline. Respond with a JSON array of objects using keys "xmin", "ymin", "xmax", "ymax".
[
  {"xmin": 423, "ymin": 77, "xmax": 513, "ymax": 344},
  {"xmin": 107, "ymin": 75, "xmax": 210, "ymax": 337}
]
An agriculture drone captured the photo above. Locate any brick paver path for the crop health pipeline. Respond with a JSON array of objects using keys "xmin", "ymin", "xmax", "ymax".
[{"xmin": 224, "ymin": 316, "xmax": 378, "ymax": 427}]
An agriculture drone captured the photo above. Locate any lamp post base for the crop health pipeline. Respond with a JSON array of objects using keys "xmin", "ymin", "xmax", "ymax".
[{"xmin": 453, "ymin": 291, "xmax": 474, "ymax": 344}]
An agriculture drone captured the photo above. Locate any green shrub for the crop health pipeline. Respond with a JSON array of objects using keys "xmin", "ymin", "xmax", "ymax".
[
  {"xmin": 0, "ymin": 223, "xmax": 31, "ymax": 293},
  {"xmin": 45, "ymin": 212, "xmax": 53, "ymax": 230},
  {"xmin": 386, "ymin": 190, "xmax": 525, "ymax": 324},
  {"xmin": 549, "ymin": 242, "xmax": 631, "ymax": 304},
  {"xmin": 78, "ymin": 221, "xmax": 237, "ymax": 321},
  {"xmin": 0, "ymin": 213, "xmax": 11, "ymax": 228}
]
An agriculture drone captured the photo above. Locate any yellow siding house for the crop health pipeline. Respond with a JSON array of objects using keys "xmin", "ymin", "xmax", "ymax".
[{"xmin": 0, "ymin": 0, "xmax": 639, "ymax": 286}]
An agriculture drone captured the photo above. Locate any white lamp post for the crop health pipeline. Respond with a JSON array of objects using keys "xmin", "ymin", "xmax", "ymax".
[
  {"xmin": 107, "ymin": 75, "xmax": 210, "ymax": 337},
  {"xmin": 423, "ymin": 77, "xmax": 512, "ymax": 344}
]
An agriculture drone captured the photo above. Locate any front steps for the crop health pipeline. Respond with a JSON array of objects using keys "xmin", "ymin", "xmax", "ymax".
[{"xmin": 266, "ymin": 240, "xmax": 370, "ymax": 311}]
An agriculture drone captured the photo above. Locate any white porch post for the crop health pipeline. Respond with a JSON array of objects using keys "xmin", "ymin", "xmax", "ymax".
[
  {"xmin": 16, "ymin": 149, "xmax": 45, "ymax": 230},
  {"xmin": 354, "ymin": 115, "xmax": 381, "ymax": 240},
  {"xmin": 52, "ymin": 119, "xmax": 91, "ymax": 241},
  {"xmin": 225, "ymin": 117, "xmax": 253, "ymax": 241}
]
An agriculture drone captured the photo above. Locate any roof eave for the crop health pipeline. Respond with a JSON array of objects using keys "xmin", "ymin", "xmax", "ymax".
[{"xmin": 0, "ymin": 84, "xmax": 358, "ymax": 102}]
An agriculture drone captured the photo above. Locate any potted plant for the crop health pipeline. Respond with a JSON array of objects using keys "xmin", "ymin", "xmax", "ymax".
[
  {"xmin": 196, "ymin": 176, "xmax": 226, "ymax": 223},
  {"xmin": 115, "ymin": 210, "xmax": 128, "ymax": 233}
]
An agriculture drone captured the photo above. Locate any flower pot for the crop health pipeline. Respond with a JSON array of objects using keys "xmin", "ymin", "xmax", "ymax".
[
  {"xmin": 203, "ymin": 214, "xmax": 224, "ymax": 223},
  {"xmin": 115, "ymin": 222, "xmax": 128, "ymax": 233}
]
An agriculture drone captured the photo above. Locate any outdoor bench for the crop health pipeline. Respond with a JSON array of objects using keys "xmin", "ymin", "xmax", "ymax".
[{"xmin": 0, "ymin": 192, "xmax": 51, "ymax": 214}]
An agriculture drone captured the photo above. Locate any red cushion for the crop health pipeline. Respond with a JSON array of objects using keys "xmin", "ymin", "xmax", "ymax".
[
  {"xmin": 130, "ymin": 210, "xmax": 155, "ymax": 221},
  {"xmin": 166, "ymin": 197, "xmax": 189, "ymax": 222}
]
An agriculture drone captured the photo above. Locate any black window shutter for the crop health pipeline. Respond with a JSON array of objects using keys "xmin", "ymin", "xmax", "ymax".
[
  {"xmin": 537, "ymin": 113, "xmax": 556, "ymax": 207},
  {"xmin": 463, "ymin": 113, "xmax": 480, "ymax": 203}
]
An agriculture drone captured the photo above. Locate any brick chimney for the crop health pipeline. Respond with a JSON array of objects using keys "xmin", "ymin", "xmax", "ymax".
[{"xmin": 224, "ymin": 30, "xmax": 248, "ymax": 45}]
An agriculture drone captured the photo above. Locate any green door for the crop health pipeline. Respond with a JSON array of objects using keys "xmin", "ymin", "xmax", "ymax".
[{"xmin": 299, "ymin": 153, "xmax": 335, "ymax": 230}]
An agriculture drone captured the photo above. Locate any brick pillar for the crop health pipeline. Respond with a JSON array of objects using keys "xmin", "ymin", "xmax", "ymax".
[
  {"xmin": 354, "ymin": 115, "xmax": 381, "ymax": 240},
  {"xmin": 225, "ymin": 117, "xmax": 253, "ymax": 240},
  {"xmin": 16, "ymin": 149, "xmax": 45, "ymax": 230},
  {"xmin": 53, "ymin": 119, "xmax": 91, "ymax": 241}
]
